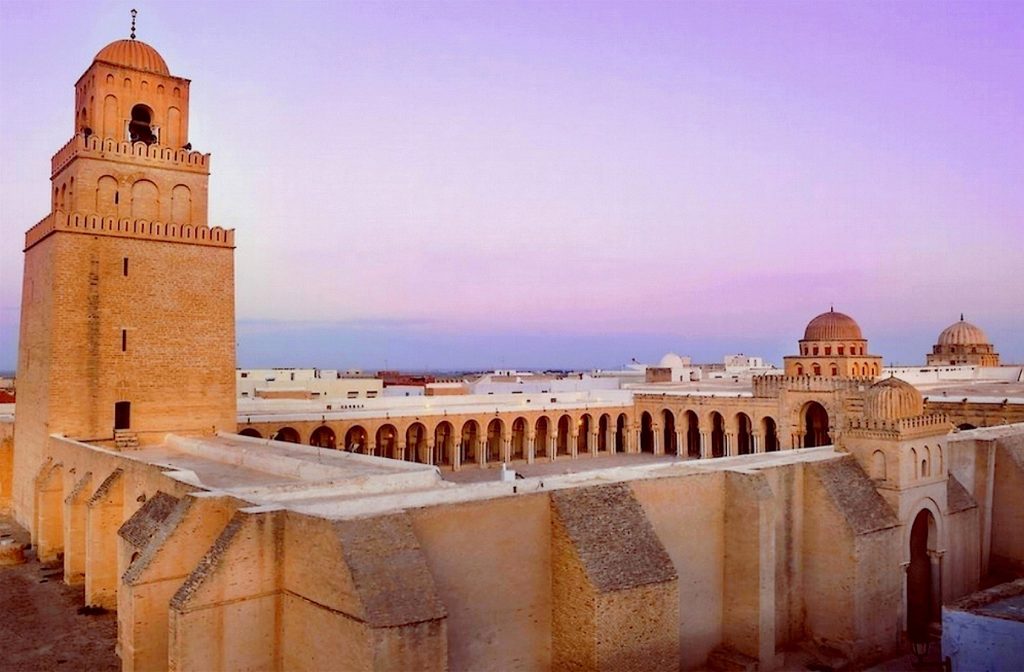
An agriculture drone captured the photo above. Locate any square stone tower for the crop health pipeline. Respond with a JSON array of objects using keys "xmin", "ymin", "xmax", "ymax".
[{"xmin": 13, "ymin": 36, "xmax": 236, "ymax": 530}]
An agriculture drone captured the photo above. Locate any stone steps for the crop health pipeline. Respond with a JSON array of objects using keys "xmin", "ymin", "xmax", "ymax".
[{"xmin": 114, "ymin": 430, "xmax": 139, "ymax": 451}]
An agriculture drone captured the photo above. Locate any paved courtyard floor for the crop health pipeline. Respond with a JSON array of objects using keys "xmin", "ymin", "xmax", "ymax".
[{"xmin": 0, "ymin": 515, "xmax": 118, "ymax": 672}]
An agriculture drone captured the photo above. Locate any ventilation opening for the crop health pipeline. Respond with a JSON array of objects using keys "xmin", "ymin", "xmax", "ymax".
[{"xmin": 128, "ymin": 104, "xmax": 157, "ymax": 145}]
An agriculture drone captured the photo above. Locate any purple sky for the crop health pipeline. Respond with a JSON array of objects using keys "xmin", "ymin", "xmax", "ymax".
[{"xmin": 1, "ymin": 1, "xmax": 1022, "ymax": 371}]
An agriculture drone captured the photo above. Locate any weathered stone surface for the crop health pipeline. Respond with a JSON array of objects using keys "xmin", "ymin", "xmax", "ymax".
[
  {"xmin": 947, "ymin": 474, "xmax": 977, "ymax": 514},
  {"xmin": 809, "ymin": 455, "xmax": 898, "ymax": 534},
  {"xmin": 334, "ymin": 513, "xmax": 446, "ymax": 628},
  {"xmin": 117, "ymin": 490, "xmax": 179, "ymax": 547},
  {"xmin": 550, "ymin": 483, "xmax": 676, "ymax": 593}
]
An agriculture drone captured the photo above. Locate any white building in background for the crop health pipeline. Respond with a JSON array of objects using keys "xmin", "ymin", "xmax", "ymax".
[
  {"xmin": 236, "ymin": 368, "xmax": 383, "ymax": 400},
  {"xmin": 468, "ymin": 371, "xmax": 621, "ymax": 395}
]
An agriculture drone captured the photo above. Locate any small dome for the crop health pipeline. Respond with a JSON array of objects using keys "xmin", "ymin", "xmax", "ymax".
[
  {"xmin": 937, "ymin": 316, "xmax": 990, "ymax": 347},
  {"xmin": 864, "ymin": 376, "xmax": 923, "ymax": 421},
  {"xmin": 659, "ymin": 353, "xmax": 684, "ymax": 369},
  {"xmin": 803, "ymin": 309, "xmax": 863, "ymax": 341},
  {"xmin": 94, "ymin": 39, "xmax": 169, "ymax": 75}
]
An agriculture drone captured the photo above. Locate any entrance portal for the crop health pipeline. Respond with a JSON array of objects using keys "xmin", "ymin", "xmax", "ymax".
[
  {"xmin": 802, "ymin": 401, "xmax": 831, "ymax": 447},
  {"xmin": 907, "ymin": 509, "xmax": 939, "ymax": 642}
]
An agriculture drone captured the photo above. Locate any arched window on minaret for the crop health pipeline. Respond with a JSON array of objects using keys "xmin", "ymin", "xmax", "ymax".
[{"xmin": 129, "ymin": 104, "xmax": 157, "ymax": 145}]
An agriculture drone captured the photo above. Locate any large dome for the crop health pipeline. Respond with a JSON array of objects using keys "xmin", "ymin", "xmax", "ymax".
[
  {"xmin": 803, "ymin": 309, "xmax": 863, "ymax": 341},
  {"xmin": 864, "ymin": 376, "xmax": 924, "ymax": 421},
  {"xmin": 94, "ymin": 39, "xmax": 169, "ymax": 75},
  {"xmin": 937, "ymin": 316, "xmax": 990, "ymax": 347}
]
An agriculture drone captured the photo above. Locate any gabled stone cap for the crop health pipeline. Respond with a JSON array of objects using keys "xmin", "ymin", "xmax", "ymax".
[
  {"xmin": 809, "ymin": 456, "xmax": 898, "ymax": 535},
  {"xmin": 946, "ymin": 474, "xmax": 977, "ymax": 514},
  {"xmin": 551, "ymin": 483, "xmax": 676, "ymax": 593},
  {"xmin": 118, "ymin": 491, "xmax": 181, "ymax": 547},
  {"xmin": 334, "ymin": 514, "xmax": 446, "ymax": 628}
]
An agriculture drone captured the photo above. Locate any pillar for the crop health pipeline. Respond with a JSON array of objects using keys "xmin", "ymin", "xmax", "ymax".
[
  {"xmin": 589, "ymin": 431, "xmax": 599, "ymax": 457},
  {"xmin": 549, "ymin": 435, "xmax": 557, "ymax": 461},
  {"xmin": 752, "ymin": 433, "xmax": 763, "ymax": 454},
  {"xmin": 700, "ymin": 432, "xmax": 710, "ymax": 459},
  {"xmin": 453, "ymin": 441, "xmax": 462, "ymax": 471},
  {"xmin": 477, "ymin": 436, "xmax": 486, "ymax": 467},
  {"xmin": 502, "ymin": 437, "xmax": 511, "ymax": 464},
  {"xmin": 726, "ymin": 433, "xmax": 736, "ymax": 457},
  {"xmin": 929, "ymin": 550, "xmax": 944, "ymax": 620},
  {"xmin": 526, "ymin": 433, "xmax": 536, "ymax": 464},
  {"xmin": 398, "ymin": 440, "xmax": 407, "ymax": 462},
  {"xmin": 675, "ymin": 431, "xmax": 684, "ymax": 457},
  {"xmin": 85, "ymin": 470, "xmax": 124, "ymax": 609},
  {"xmin": 63, "ymin": 471, "xmax": 92, "ymax": 585},
  {"xmin": 570, "ymin": 432, "xmax": 578, "ymax": 459},
  {"xmin": 426, "ymin": 440, "xmax": 435, "ymax": 465},
  {"xmin": 34, "ymin": 462, "xmax": 64, "ymax": 563}
]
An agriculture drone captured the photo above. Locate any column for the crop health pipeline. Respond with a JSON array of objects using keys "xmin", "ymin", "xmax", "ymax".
[
  {"xmin": 752, "ymin": 433, "xmax": 762, "ymax": 454},
  {"xmin": 590, "ymin": 431, "xmax": 599, "ymax": 457},
  {"xmin": 700, "ymin": 432, "xmax": 710, "ymax": 459},
  {"xmin": 675, "ymin": 431, "xmax": 684, "ymax": 457},
  {"xmin": 453, "ymin": 441, "xmax": 462, "ymax": 471},
  {"xmin": 398, "ymin": 441, "xmax": 407, "ymax": 462},
  {"xmin": 726, "ymin": 433, "xmax": 735, "ymax": 457},
  {"xmin": 502, "ymin": 437, "xmax": 511, "ymax": 464},
  {"xmin": 570, "ymin": 432, "xmax": 579, "ymax": 459},
  {"xmin": 549, "ymin": 435, "xmax": 557, "ymax": 461},
  {"xmin": 928, "ymin": 550, "xmax": 945, "ymax": 616},
  {"xmin": 606, "ymin": 427, "xmax": 615, "ymax": 453},
  {"xmin": 477, "ymin": 436, "xmax": 486, "ymax": 468},
  {"xmin": 527, "ymin": 433, "xmax": 536, "ymax": 464},
  {"xmin": 426, "ymin": 440, "xmax": 435, "ymax": 465},
  {"xmin": 634, "ymin": 428, "xmax": 642, "ymax": 454},
  {"xmin": 653, "ymin": 426, "xmax": 663, "ymax": 455}
]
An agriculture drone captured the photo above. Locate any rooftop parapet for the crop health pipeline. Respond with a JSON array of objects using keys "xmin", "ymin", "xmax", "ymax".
[
  {"xmin": 752, "ymin": 374, "xmax": 872, "ymax": 398},
  {"xmin": 51, "ymin": 133, "xmax": 210, "ymax": 176},
  {"xmin": 25, "ymin": 211, "xmax": 233, "ymax": 251},
  {"xmin": 846, "ymin": 412, "xmax": 951, "ymax": 439}
]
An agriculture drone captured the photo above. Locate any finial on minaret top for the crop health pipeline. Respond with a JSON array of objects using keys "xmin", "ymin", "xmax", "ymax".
[
  {"xmin": 830, "ymin": 304, "xmax": 834, "ymax": 313},
  {"xmin": 960, "ymin": 312, "xmax": 965, "ymax": 321},
  {"xmin": 130, "ymin": 8, "xmax": 137, "ymax": 40}
]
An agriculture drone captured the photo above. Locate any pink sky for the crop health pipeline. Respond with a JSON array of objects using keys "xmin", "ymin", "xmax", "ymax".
[{"xmin": 1, "ymin": 1, "xmax": 1021, "ymax": 369}]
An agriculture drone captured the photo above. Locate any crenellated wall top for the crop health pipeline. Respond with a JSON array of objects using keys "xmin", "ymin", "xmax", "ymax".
[
  {"xmin": 752, "ymin": 374, "xmax": 873, "ymax": 397},
  {"xmin": 51, "ymin": 133, "xmax": 210, "ymax": 176},
  {"xmin": 25, "ymin": 211, "xmax": 234, "ymax": 251},
  {"xmin": 846, "ymin": 412, "xmax": 951, "ymax": 439}
]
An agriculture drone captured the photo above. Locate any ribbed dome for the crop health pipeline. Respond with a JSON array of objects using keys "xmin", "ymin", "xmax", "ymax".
[
  {"xmin": 803, "ymin": 309, "xmax": 863, "ymax": 341},
  {"xmin": 864, "ymin": 376, "xmax": 923, "ymax": 421},
  {"xmin": 937, "ymin": 317, "xmax": 990, "ymax": 347},
  {"xmin": 94, "ymin": 39, "xmax": 169, "ymax": 75}
]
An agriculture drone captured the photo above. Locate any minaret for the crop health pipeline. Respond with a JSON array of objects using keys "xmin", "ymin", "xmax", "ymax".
[{"xmin": 13, "ymin": 21, "xmax": 236, "ymax": 531}]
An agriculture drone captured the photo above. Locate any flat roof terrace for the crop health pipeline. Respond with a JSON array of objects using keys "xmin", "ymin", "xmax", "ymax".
[{"xmin": 237, "ymin": 389, "xmax": 634, "ymax": 424}]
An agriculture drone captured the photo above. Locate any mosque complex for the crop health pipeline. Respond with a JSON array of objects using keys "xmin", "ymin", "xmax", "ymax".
[{"xmin": 1, "ymin": 24, "xmax": 1023, "ymax": 672}]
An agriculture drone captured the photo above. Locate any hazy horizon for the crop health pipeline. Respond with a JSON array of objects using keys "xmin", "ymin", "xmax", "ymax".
[{"xmin": 2, "ymin": 1, "xmax": 1022, "ymax": 372}]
